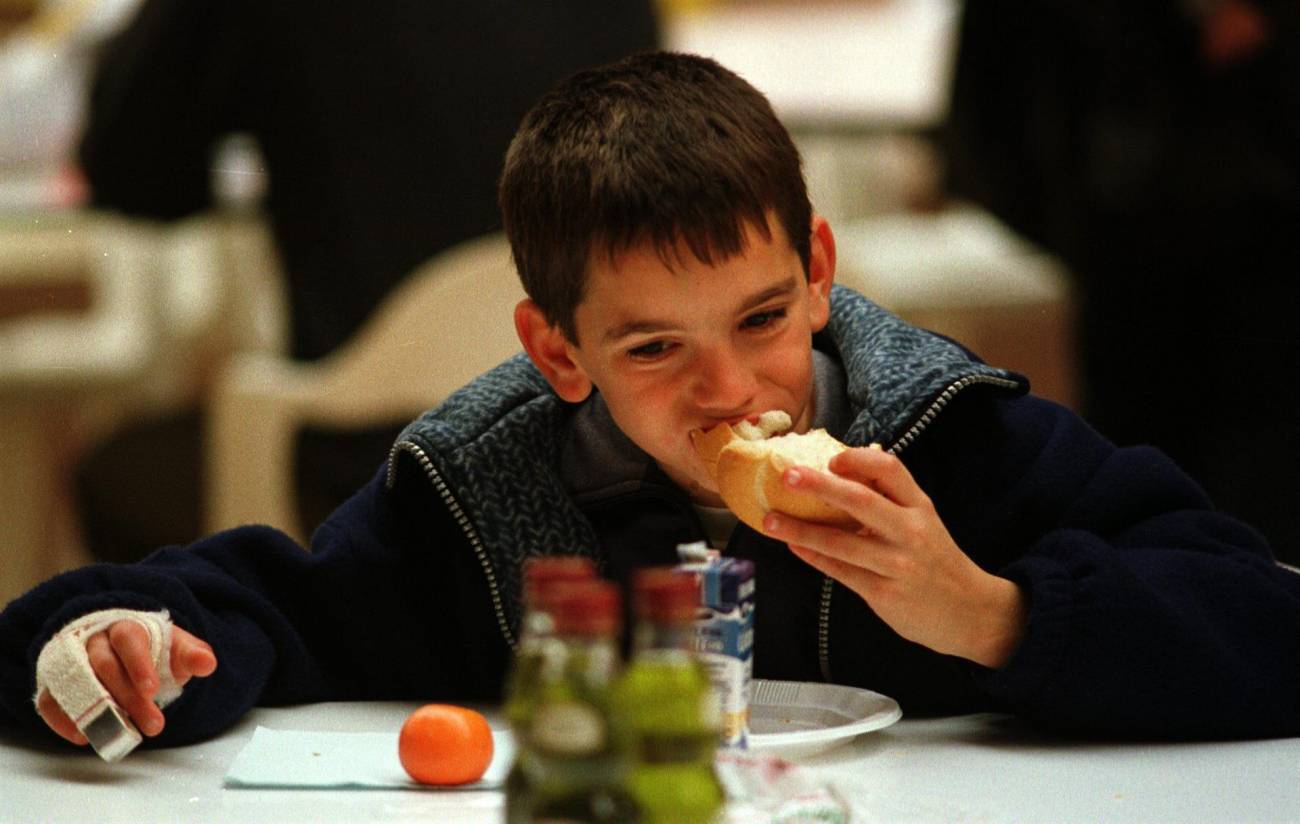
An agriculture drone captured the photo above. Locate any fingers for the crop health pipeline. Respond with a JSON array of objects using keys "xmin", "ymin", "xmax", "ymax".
[
  {"xmin": 86, "ymin": 629, "xmax": 165, "ymax": 737},
  {"xmin": 171, "ymin": 627, "xmax": 217, "ymax": 684},
  {"xmin": 788, "ymin": 543, "xmax": 874, "ymax": 588},
  {"xmin": 778, "ymin": 464, "xmax": 903, "ymax": 545},
  {"xmin": 36, "ymin": 620, "xmax": 217, "ymax": 746},
  {"xmin": 828, "ymin": 445, "xmax": 925, "ymax": 507},
  {"xmin": 766, "ymin": 512, "xmax": 903, "ymax": 578},
  {"xmin": 109, "ymin": 620, "xmax": 158, "ymax": 699},
  {"xmin": 36, "ymin": 689, "xmax": 87, "ymax": 746}
]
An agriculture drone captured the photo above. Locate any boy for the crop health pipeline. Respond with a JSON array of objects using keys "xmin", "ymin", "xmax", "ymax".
[{"xmin": 5, "ymin": 51, "xmax": 1299, "ymax": 751}]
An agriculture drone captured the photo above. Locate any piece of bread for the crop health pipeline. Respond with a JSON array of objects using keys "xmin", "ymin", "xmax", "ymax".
[{"xmin": 691, "ymin": 413, "xmax": 859, "ymax": 533}]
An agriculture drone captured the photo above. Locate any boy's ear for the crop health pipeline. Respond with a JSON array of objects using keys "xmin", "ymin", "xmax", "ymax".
[
  {"xmin": 514, "ymin": 299, "xmax": 594, "ymax": 402},
  {"xmin": 807, "ymin": 214, "xmax": 836, "ymax": 333}
]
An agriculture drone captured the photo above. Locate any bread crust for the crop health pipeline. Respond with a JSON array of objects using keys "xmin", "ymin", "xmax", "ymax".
[
  {"xmin": 693, "ymin": 422, "xmax": 858, "ymax": 532},
  {"xmin": 714, "ymin": 442, "xmax": 774, "ymax": 533},
  {"xmin": 690, "ymin": 422, "xmax": 739, "ymax": 479},
  {"xmin": 759, "ymin": 451, "xmax": 859, "ymax": 530}
]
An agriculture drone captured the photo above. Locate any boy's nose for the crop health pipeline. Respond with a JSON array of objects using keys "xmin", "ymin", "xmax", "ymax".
[{"xmin": 693, "ymin": 346, "xmax": 757, "ymax": 411}]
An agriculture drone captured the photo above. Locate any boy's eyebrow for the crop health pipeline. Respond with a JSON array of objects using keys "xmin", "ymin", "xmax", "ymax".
[
  {"xmin": 602, "ymin": 276, "xmax": 800, "ymax": 343},
  {"xmin": 738, "ymin": 277, "xmax": 800, "ymax": 313},
  {"xmin": 604, "ymin": 320, "xmax": 674, "ymax": 342}
]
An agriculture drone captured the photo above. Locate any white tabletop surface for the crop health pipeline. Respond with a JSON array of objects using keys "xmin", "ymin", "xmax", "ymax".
[{"xmin": 3, "ymin": 701, "xmax": 1298, "ymax": 823}]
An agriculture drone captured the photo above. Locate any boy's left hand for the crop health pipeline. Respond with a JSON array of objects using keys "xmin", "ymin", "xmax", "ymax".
[{"xmin": 760, "ymin": 446, "xmax": 1027, "ymax": 668}]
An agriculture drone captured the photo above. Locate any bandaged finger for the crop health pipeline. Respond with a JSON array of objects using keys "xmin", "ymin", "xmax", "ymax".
[{"xmin": 33, "ymin": 609, "xmax": 182, "ymax": 762}]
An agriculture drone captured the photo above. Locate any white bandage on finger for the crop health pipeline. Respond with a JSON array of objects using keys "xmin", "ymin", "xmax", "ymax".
[{"xmin": 33, "ymin": 609, "xmax": 183, "ymax": 762}]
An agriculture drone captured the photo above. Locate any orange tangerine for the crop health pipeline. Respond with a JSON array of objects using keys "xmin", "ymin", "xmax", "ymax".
[{"xmin": 398, "ymin": 703, "xmax": 494, "ymax": 786}]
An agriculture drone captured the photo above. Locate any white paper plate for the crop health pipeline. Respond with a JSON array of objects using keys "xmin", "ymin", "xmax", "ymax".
[{"xmin": 747, "ymin": 679, "xmax": 901, "ymax": 759}]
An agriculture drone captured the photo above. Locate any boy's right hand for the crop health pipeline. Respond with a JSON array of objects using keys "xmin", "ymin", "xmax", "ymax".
[{"xmin": 35, "ymin": 621, "xmax": 217, "ymax": 746}]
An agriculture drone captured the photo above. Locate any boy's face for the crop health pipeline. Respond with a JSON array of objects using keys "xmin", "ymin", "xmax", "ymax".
[{"xmin": 517, "ymin": 214, "xmax": 835, "ymax": 506}]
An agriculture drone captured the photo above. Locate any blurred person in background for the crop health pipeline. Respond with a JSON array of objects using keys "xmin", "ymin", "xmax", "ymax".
[
  {"xmin": 74, "ymin": 0, "xmax": 659, "ymax": 562},
  {"xmin": 944, "ymin": 0, "xmax": 1300, "ymax": 563},
  {"xmin": 0, "ymin": 0, "xmax": 140, "ymax": 207}
]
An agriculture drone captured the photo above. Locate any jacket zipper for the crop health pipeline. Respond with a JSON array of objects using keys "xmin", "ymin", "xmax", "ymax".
[
  {"xmin": 817, "ymin": 373, "xmax": 1023, "ymax": 682},
  {"xmin": 389, "ymin": 441, "xmax": 518, "ymax": 651}
]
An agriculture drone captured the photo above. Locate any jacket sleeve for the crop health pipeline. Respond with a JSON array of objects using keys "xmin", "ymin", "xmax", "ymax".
[
  {"xmin": 942, "ymin": 393, "xmax": 1300, "ymax": 739},
  {"xmin": 0, "ymin": 464, "xmax": 507, "ymax": 747}
]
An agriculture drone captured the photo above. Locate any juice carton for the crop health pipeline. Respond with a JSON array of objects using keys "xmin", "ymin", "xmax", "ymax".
[{"xmin": 675, "ymin": 542, "xmax": 755, "ymax": 749}]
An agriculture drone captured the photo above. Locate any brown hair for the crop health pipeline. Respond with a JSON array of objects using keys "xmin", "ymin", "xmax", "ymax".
[{"xmin": 499, "ymin": 50, "xmax": 811, "ymax": 342}]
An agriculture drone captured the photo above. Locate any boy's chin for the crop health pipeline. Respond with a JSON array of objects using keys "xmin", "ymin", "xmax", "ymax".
[
  {"xmin": 657, "ymin": 460, "xmax": 724, "ymax": 507},
  {"xmin": 680, "ymin": 475, "xmax": 726, "ymax": 508}
]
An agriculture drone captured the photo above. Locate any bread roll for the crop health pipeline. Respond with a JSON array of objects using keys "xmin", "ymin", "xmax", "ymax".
[{"xmin": 691, "ymin": 413, "xmax": 859, "ymax": 533}]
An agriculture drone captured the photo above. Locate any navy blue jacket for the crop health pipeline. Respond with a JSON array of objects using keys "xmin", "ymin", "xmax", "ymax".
[{"xmin": 3, "ymin": 288, "xmax": 1299, "ymax": 745}]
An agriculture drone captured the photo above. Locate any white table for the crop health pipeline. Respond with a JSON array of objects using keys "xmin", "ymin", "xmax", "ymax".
[{"xmin": 3, "ymin": 701, "xmax": 1297, "ymax": 823}]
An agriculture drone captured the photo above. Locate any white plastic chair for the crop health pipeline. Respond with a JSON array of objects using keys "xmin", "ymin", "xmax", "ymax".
[
  {"xmin": 204, "ymin": 232, "xmax": 526, "ymax": 543},
  {"xmin": 0, "ymin": 211, "xmax": 283, "ymax": 608}
]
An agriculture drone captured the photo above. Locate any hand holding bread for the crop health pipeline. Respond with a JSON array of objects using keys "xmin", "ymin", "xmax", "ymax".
[
  {"xmin": 690, "ymin": 411, "xmax": 860, "ymax": 533},
  {"xmin": 692, "ymin": 411, "xmax": 1027, "ymax": 668}
]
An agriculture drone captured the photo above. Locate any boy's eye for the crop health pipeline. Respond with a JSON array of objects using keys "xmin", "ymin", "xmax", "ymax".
[
  {"xmin": 741, "ymin": 308, "xmax": 786, "ymax": 329},
  {"xmin": 628, "ymin": 340, "xmax": 671, "ymax": 359}
]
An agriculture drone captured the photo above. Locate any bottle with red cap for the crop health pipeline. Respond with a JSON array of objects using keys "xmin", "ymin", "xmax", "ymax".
[
  {"xmin": 505, "ymin": 556, "xmax": 598, "ymax": 732},
  {"xmin": 504, "ymin": 556, "xmax": 599, "ymax": 814},
  {"xmin": 613, "ymin": 567, "xmax": 725, "ymax": 823},
  {"xmin": 505, "ymin": 578, "xmax": 640, "ymax": 823}
]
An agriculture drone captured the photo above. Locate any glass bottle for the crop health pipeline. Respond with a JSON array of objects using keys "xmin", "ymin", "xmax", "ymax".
[
  {"xmin": 504, "ymin": 557, "xmax": 598, "ymax": 814},
  {"xmin": 504, "ymin": 556, "xmax": 598, "ymax": 733},
  {"xmin": 614, "ymin": 567, "xmax": 725, "ymax": 824},
  {"xmin": 506, "ymin": 579, "xmax": 639, "ymax": 823}
]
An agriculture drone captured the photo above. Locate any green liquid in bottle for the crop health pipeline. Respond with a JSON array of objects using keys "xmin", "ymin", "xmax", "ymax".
[
  {"xmin": 505, "ymin": 579, "xmax": 640, "ymax": 823},
  {"xmin": 614, "ymin": 569, "xmax": 726, "ymax": 824},
  {"xmin": 502, "ymin": 556, "xmax": 598, "ymax": 818},
  {"xmin": 617, "ymin": 651, "xmax": 725, "ymax": 823}
]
